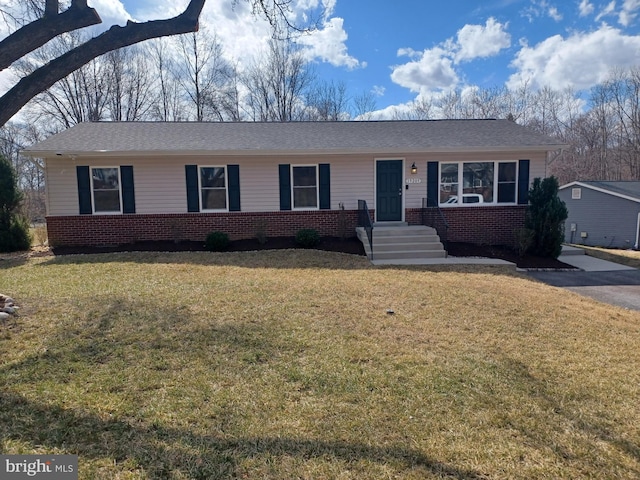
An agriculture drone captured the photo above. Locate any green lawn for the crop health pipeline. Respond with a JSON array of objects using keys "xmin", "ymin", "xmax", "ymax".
[{"xmin": 1, "ymin": 250, "xmax": 640, "ymax": 479}]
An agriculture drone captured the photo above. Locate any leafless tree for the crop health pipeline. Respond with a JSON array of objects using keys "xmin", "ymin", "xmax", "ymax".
[
  {"xmin": 0, "ymin": 0, "xmax": 318, "ymax": 127},
  {"xmin": 106, "ymin": 47, "xmax": 155, "ymax": 122},
  {"xmin": 174, "ymin": 30, "xmax": 235, "ymax": 121},
  {"xmin": 243, "ymin": 40, "xmax": 314, "ymax": 121},
  {"xmin": 305, "ymin": 80, "xmax": 349, "ymax": 121}
]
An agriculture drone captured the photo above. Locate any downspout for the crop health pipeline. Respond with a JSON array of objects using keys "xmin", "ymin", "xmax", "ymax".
[{"xmin": 635, "ymin": 211, "xmax": 640, "ymax": 250}]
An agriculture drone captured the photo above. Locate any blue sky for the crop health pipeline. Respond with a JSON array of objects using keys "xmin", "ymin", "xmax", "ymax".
[{"xmin": 4, "ymin": 0, "xmax": 640, "ymax": 117}]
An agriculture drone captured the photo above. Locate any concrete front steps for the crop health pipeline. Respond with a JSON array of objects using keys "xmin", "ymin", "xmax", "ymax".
[{"xmin": 356, "ymin": 222, "xmax": 447, "ymax": 263}]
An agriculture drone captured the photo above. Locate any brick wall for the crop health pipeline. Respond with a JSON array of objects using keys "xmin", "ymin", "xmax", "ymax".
[
  {"xmin": 46, "ymin": 210, "xmax": 360, "ymax": 247},
  {"xmin": 406, "ymin": 205, "xmax": 527, "ymax": 248},
  {"xmin": 47, "ymin": 206, "xmax": 526, "ymax": 248}
]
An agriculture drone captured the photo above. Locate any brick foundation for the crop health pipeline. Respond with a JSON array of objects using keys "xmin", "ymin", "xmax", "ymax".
[
  {"xmin": 46, "ymin": 210, "xmax": 360, "ymax": 247},
  {"xmin": 407, "ymin": 205, "xmax": 527, "ymax": 248},
  {"xmin": 47, "ymin": 206, "xmax": 526, "ymax": 248}
]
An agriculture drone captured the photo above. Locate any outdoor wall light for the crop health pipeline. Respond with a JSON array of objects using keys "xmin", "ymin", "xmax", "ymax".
[{"xmin": 410, "ymin": 162, "xmax": 417, "ymax": 174}]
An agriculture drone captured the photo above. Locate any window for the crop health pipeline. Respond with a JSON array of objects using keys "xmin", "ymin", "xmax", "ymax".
[
  {"xmin": 200, "ymin": 166, "xmax": 227, "ymax": 211},
  {"xmin": 91, "ymin": 167, "xmax": 121, "ymax": 213},
  {"xmin": 439, "ymin": 161, "xmax": 518, "ymax": 205},
  {"xmin": 497, "ymin": 162, "xmax": 517, "ymax": 203},
  {"xmin": 440, "ymin": 163, "xmax": 459, "ymax": 204},
  {"xmin": 463, "ymin": 162, "xmax": 494, "ymax": 202},
  {"xmin": 292, "ymin": 165, "xmax": 318, "ymax": 209}
]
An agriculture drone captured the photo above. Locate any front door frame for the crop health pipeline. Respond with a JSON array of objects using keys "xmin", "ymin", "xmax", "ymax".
[{"xmin": 374, "ymin": 158, "xmax": 405, "ymax": 222}]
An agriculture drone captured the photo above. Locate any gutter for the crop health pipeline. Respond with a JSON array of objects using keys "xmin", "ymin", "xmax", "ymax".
[{"xmin": 21, "ymin": 144, "xmax": 570, "ymax": 159}]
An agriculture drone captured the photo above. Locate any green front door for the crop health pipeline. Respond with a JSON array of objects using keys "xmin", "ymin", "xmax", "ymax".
[{"xmin": 376, "ymin": 160, "xmax": 403, "ymax": 222}]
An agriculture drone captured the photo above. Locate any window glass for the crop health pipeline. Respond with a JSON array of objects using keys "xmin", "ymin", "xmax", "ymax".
[
  {"xmin": 440, "ymin": 163, "xmax": 458, "ymax": 203},
  {"xmin": 463, "ymin": 162, "xmax": 494, "ymax": 203},
  {"xmin": 92, "ymin": 167, "xmax": 120, "ymax": 212},
  {"xmin": 200, "ymin": 167, "xmax": 227, "ymax": 210},
  {"xmin": 292, "ymin": 166, "xmax": 318, "ymax": 208},
  {"xmin": 497, "ymin": 162, "xmax": 517, "ymax": 203}
]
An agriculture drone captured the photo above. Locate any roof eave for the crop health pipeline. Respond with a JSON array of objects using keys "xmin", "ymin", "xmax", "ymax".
[
  {"xmin": 22, "ymin": 144, "xmax": 568, "ymax": 158},
  {"xmin": 560, "ymin": 181, "xmax": 640, "ymax": 203}
]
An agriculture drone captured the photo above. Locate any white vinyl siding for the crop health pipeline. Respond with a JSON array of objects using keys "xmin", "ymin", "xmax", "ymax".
[{"xmin": 44, "ymin": 151, "xmax": 546, "ymax": 216}]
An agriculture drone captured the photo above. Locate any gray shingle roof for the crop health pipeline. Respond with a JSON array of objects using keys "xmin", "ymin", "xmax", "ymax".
[{"xmin": 23, "ymin": 120, "xmax": 567, "ymax": 157}]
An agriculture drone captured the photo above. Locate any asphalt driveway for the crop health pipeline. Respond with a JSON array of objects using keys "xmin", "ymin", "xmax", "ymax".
[{"xmin": 527, "ymin": 249, "xmax": 640, "ymax": 311}]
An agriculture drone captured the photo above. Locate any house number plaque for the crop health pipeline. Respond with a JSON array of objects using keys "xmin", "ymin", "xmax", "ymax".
[{"xmin": 405, "ymin": 178, "xmax": 422, "ymax": 184}]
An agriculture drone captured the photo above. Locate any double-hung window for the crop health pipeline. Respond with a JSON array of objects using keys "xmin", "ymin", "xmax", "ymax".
[
  {"xmin": 200, "ymin": 166, "xmax": 227, "ymax": 211},
  {"xmin": 91, "ymin": 167, "xmax": 121, "ymax": 213},
  {"xmin": 440, "ymin": 161, "xmax": 518, "ymax": 205},
  {"xmin": 292, "ymin": 165, "xmax": 318, "ymax": 209}
]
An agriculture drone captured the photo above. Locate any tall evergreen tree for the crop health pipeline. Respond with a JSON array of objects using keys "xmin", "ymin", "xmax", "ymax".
[
  {"xmin": 525, "ymin": 176, "xmax": 568, "ymax": 258},
  {"xmin": 0, "ymin": 154, "xmax": 31, "ymax": 252}
]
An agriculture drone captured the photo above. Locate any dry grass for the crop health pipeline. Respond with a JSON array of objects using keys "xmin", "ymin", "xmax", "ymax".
[
  {"xmin": 30, "ymin": 225, "xmax": 48, "ymax": 247},
  {"xmin": 577, "ymin": 245, "xmax": 640, "ymax": 269},
  {"xmin": 1, "ymin": 250, "xmax": 640, "ymax": 479}
]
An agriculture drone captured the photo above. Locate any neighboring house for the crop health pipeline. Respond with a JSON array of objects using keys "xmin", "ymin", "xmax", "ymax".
[
  {"xmin": 559, "ymin": 181, "xmax": 640, "ymax": 249},
  {"xmin": 22, "ymin": 120, "xmax": 566, "ymax": 249}
]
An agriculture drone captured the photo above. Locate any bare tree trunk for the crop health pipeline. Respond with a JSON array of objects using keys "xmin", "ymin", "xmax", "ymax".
[{"xmin": 0, "ymin": 0, "xmax": 206, "ymax": 127}]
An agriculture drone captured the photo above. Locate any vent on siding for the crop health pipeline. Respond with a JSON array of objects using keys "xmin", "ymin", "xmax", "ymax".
[{"xmin": 572, "ymin": 188, "xmax": 581, "ymax": 199}]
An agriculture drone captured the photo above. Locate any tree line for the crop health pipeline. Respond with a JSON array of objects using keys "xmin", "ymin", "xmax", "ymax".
[{"xmin": 2, "ymin": 27, "xmax": 640, "ymax": 222}]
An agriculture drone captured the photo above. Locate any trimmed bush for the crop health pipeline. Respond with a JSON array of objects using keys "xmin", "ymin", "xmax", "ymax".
[
  {"xmin": 295, "ymin": 228, "xmax": 320, "ymax": 248},
  {"xmin": 205, "ymin": 231, "xmax": 230, "ymax": 251},
  {"xmin": 525, "ymin": 176, "xmax": 568, "ymax": 258},
  {"xmin": 0, "ymin": 155, "xmax": 31, "ymax": 252}
]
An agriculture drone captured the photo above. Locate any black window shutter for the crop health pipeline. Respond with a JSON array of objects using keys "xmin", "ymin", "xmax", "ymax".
[
  {"xmin": 279, "ymin": 164, "xmax": 291, "ymax": 210},
  {"xmin": 185, "ymin": 165, "xmax": 200, "ymax": 212},
  {"xmin": 76, "ymin": 166, "xmax": 92, "ymax": 214},
  {"xmin": 228, "ymin": 164, "xmax": 241, "ymax": 212},
  {"xmin": 319, "ymin": 163, "xmax": 330, "ymax": 210},
  {"xmin": 517, "ymin": 159, "xmax": 530, "ymax": 205},
  {"xmin": 426, "ymin": 162, "xmax": 439, "ymax": 207},
  {"xmin": 120, "ymin": 166, "xmax": 136, "ymax": 214}
]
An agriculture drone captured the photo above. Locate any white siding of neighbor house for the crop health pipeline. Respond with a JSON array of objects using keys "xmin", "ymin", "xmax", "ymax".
[{"xmin": 44, "ymin": 150, "xmax": 548, "ymax": 216}]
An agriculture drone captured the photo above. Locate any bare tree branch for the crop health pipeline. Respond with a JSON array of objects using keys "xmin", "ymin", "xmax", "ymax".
[
  {"xmin": 0, "ymin": 1, "xmax": 101, "ymax": 72},
  {"xmin": 0, "ymin": 0, "xmax": 206, "ymax": 127}
]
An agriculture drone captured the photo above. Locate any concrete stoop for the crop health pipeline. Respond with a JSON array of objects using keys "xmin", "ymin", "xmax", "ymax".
[{"xmin": 356, "ymin": 223, "xmax": 447, "ymax": 263}]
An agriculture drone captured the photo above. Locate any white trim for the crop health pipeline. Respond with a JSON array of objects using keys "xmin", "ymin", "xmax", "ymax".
[
  {"xmin": 560, "ymin": 181, "xmax": 640, "ymax": 204},
  {"xmin": 90, "ymin": 166, "xmax": 122, "ymax": 214},
  {"xmin": 374, "ymin": 158, "xmax": 405, "ymax": 223},
  {"xmin": 290, "ymin": 164, "xmax": 319, "ymax": 210},
  {"xmin": 198, "ymin": 165, "xmax": 229, "ymax": 212}
]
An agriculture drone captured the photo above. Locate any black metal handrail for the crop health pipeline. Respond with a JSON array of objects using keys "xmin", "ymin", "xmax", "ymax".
[
  {"xmin": 358, "ymin": 199, "xmax": 374, "ymax": 260},
  {"xmin": 422, "ymin": 198, "xmax": 449, "ymax": 251}
]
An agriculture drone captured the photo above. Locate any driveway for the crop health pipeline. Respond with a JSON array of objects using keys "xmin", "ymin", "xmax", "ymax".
[{"xmin": 527, "ymin": 249, "xmax": 640, "ymax": 311}]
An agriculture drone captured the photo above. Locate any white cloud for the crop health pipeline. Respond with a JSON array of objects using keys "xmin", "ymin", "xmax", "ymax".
[
  {"xmin": 578, "ymin": 0, "xmax": 595, "ymax": 16},
  {"xmin": 390, "ymin": 18, "xmax": 509, "ymax": 94},
  {"xmin": 595, "ymin": 1, "xmax": 617, "ymax": 21},
  {"xmin": 548, "ymin": 6, "xmax": 563, "ymax": 20},
  {"xmin": 523, "ymin": 0, "xmax": 563, "ymax": 22},
  {"xmin": 619, "ymin": 0, "xmax": 640, "ymax": 26},
  {"xmin": 87, "ymin": 0, "xmax": 131, "ymax": 24},
  {"xmin": 372, "ymin": 85, "xmax": 386, "ymax": 97},
  {"xmin": 455, "ymin": 17, "xmax": 511, "ymax": 63},
  {"xmin": 507, "ymin": 24, "xmax": 640, "ymax": 90},
  {"xmin": 295, "ymin": 17, "xmax": 364, "ymax": 69},
  {"xmin": 391, "ymin": 47, "xmax": 459, "ymax": 93}
]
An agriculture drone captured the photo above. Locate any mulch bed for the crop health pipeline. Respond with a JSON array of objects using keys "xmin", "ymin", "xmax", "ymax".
[{"xmin": 49, "ymin": 237, "xmax": 575, "ymax": 269}]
